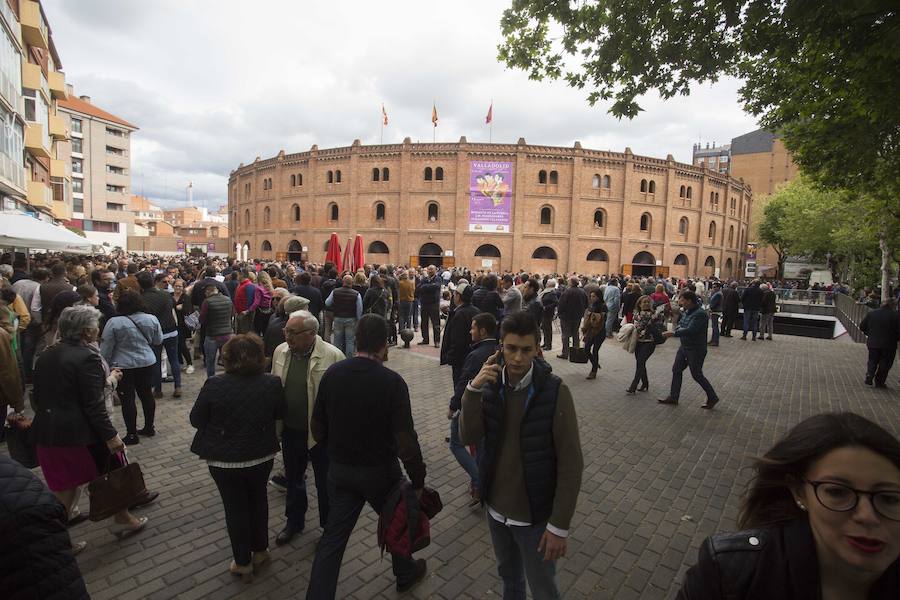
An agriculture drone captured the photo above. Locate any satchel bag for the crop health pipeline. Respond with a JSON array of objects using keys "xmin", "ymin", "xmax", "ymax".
[
  {"xmin": 568, "ymin": 336, "xmax": 589, "ymax": 364},
  {"xmin": 5, "ymin": 421, "xmax": 37, "ymax": 468},
  {"xmin": 419, "ymin": 486, "xmax": 443, "ymax": 519},
  {"xmin": 184, "ymin": 310, "xmax": 201, "ymax": 331},
  {"xmin": 89, "ymin": 453, "xmax": 147, "ymax": 521}
]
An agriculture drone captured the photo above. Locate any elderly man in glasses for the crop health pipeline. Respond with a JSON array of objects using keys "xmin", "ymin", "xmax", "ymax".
[{"xmin": 270, "ymin": 310, "xmax": 346, "ymax": 546}]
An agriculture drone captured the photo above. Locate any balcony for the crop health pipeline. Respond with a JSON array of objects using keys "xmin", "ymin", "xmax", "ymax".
[
  {"xmin": 27, "ymin": 179, "xmax": 52, "ymax": 208},
  {"xmin": 48, "ymin": 71, "xmax": 67, "ymax": 99},
  {"xmin": 0, "ymin": 153, "xmax": 26, "ymax": 196},
  {"xmin": 50, "ymin": 158, "xmax": 68, "ymax": 179},
  {"xmin": 24, "ymin": 122, "xmax": 49, "ymax": 158},
  {"xmin": 22, "ymin": 61, "xmax": 40, "ymax": 90},
  {"xmin": 20, "ymin": 1, "xmax": 48, "ymax": 51},
  {"xmin": 50, "ymin": 199, "xmax": 72, "ymax": 220},
  {"xmin": 49, "ymin": 114, "xmax": 68, "ymax": 140}
]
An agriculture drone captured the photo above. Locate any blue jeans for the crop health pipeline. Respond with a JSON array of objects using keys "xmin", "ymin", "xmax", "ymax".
[
  {"xmin": 742, "ymin": 310, "xmax": 759, "ymax": 338},
  {"xmin": 282, "ymin": 428, "xmax": 329, "ymax": 529},
  {"xmin": 204, "ymin": 335, "xmax": 231, "ymax": 378},
  {"xmin": 487, "ymin": 515, "xmax": 560, "ymax": 600},
  {"xmin": 709, "ymin": 314, "xmax": 720, "ymax": 344},
  {"xmin": 332, "ymin": 317, "xmax": 356, "ymax": 358},
  {"xmin": 605, "ymin": 304, "xmax": 619, "ymax": 337},
  {"xmin": 152, "ymin": 335, "xmax": 182, "ymax": 392},
  {"xmin": 449, "ymin": 414, "xmax": 479, "ymax": 492}
]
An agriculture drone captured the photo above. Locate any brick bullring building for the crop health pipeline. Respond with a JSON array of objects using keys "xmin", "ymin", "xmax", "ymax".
[{"xmin": 228, "ymin": 138, "xmax": 752, "ymax": 278}]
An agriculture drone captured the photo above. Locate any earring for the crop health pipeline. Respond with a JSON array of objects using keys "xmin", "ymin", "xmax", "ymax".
[{"xmin": 796, "ymin": 500, "xmax": 806, "ymax": 510}]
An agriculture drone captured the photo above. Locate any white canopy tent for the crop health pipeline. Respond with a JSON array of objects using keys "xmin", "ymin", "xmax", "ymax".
[{"xmin": 0, "ymin": 211, "xmax": 93, "ymax": 254}]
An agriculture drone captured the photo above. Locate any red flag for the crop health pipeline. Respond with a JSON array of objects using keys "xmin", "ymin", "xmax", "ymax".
[
  {"xmin": 485, "ymin": 102, "xmax": 493, "ymax": 124},
  {"xmin": 431, "ymin": 104, "xmax": 438, "ymax": 127},
  {"xmin": 382, "ymin": 104, "xmax": 388, "ymax": 126}
]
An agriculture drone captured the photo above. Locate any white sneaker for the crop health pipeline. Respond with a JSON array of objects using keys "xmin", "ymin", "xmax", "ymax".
[{"xmin": 186, "ymin": 365, "xmax": 195, "ymax": 374}]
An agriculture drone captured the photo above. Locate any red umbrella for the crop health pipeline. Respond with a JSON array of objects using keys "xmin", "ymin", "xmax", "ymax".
[
  {"xmin": 342, "ymin": 238, "xmax": 353, "ymax": 273},
  {"xmin": 325, "ymin": 232, "xmax": 342, "ymax": 267},
  {"xmin": 353, "ymin": 234, "xmax": 364, "ymax": 271}
]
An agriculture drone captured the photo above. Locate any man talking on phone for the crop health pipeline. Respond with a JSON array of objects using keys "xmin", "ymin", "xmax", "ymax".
[{"xmin": 459, "ymin": 311, "xmax": 583, "ymax": 600}]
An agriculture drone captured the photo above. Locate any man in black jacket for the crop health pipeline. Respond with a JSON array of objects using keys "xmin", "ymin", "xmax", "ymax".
[
  {"xmin": 523, "ymin": 279, "xmax": 544, "ymax": 346},
  {"xmin": 440, "ymin": 283, "xmax": 480, "ymax": 383},
  {"xmin": 293, "ymin": 272, "xmax": 324, "ymax": 320},
  {"xmin": 539, "ymin": 279, "xmax": 560, "ymax": 351},
  {"xmin": 447, "ymin": 312, "xmax": 497, "ymax": 508},
  {"xmin": 720, "ymin": 282, "xmax": 740, "ymax": 337},
  {"xmin": 557, "ymin": 277, "xmax": 587, "ymax": 359},
  {"xmin": 860, "ymin": 298, "xmax": 900, "ymax": 388},
  {"xmin": 740, "ymin": 281, "xmax": 763, "ymax": 341},
  {"xmin": 138, "ymin": 271, "xmax": 182, "ymax": 399},
  {"xmin": 307, "ymin": 315, "xmax": 428, "ymax": 597},
  {"xmin": 416, "ymin": 265, "xmax": 442, "ymax": 347}
]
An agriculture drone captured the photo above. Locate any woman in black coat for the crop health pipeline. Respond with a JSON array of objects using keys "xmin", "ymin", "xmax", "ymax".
[
  {"xmin": 190, "ymin": 334, "xmax": 284, "ymax": 582},
  {"xmin": 677, "ymin": 412, "xmax": 900, "ymax": 599}
]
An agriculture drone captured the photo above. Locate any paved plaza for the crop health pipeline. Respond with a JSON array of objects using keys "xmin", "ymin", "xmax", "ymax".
[{"xmin": 7, "ymin": 333, "xmax": 899, "ymax": 599}]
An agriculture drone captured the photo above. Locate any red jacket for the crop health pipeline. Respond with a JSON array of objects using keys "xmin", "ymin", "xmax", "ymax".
[{"xmin": 234, "ymin": 280, "xmax": 256, "ymax": 312}]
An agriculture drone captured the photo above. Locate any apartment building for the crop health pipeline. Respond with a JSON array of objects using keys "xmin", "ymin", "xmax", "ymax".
[
  {"xmin": 0, "ymin": 0, "xmax": 70, "ymax": 223},
  {"xmin": 692, "ymin": 142, "xmax": 731, "ymax": 175},
  {"xmin": 57, "ymin": 87, "xmax": 137, "ymax": 248}
]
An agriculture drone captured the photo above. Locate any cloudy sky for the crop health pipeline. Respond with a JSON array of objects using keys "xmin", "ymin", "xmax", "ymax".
[{"xmin": 43, "ymin": 0, "xmax": 757, "ymax": 210}]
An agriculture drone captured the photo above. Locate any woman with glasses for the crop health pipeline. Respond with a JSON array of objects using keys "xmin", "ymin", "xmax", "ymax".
[{"xmin": 678, "ymin": 412, "xmax": 900, "ymax": 599}]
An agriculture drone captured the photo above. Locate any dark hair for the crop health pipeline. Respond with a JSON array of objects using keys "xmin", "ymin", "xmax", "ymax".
[
  {"xmin": 32, "ymin": 268, "xmax": 50, "ymax": 282},
  {"xmin": 136, "ymin": 271, "xmax": 154, "ymax": 290},
  {"xmin": 76, "ymin": 284, "xmax": 97, "ymax": 302},
  {"xmin": 500, "ymin": 310, "xmax": 539, "ymax": 343},
  {"xmin": 0, "ymin": 287, "xmax": 15, "ymax": 304},
  {"xmin": 483, "ymin": 274, "xmax": 498, "ymax": 291},
  {"xmin": 738, "ymin": 412, "xmax": 900, "ymax": 529},
  {"xmin": 116, "ymin": 291, "xmax": 146, "ymax": 316},
  {"xmin": 680, "ymin": 290, "xmax": 699, "ymax": 305},
  {"xmin": 205, "ymin": 266, "xmax": 216, "ymax": 278},
  {"xmin": 472, "ymin": 312, "xmax": 497, "ymax": 337},
  {"xmin": 126, "ymin": 263, "xmax": 138, "ymax": 275},
  {"xmin": 356, "ymin": 313, "xmax": 388, "ymax": 353},
  {"xmin": 297, "ymin": 272, "xmax": 311, "ymax": 285},
  {"xmin": 153, "ymin": 272, "xmax": 167, "ymax": 284},
  {"xmin": 45, "ymin": 290, "xmax": 80, "ymax": 332},
  {"xmin": 221, "ymin": 334, "xmax": 266, "ymax": 376},
  {"xmin": 50, "ymin": 262, "xmax": 66, "ymax": 277},
  {"xmin": 371, "ymin": 275, "xmax": 384, "ymax": 289},
  {"xmin": 502, "ymin": 274, "xmax": 514, "ymax": 284}
]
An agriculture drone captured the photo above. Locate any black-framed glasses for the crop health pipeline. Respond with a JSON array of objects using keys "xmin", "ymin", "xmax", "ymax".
[{"xmin": 804, "ymin": 479, "xmax": 900, "ymax": 521}]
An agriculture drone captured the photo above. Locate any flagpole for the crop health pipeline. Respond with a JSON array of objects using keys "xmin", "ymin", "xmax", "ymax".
[
  {"xmin": 433, "ymin": 99, "xmax": 436, "ymax": 143},
  {"xmin": 489, "ymin": 98, "xmax": 493, "ymax": 143}
]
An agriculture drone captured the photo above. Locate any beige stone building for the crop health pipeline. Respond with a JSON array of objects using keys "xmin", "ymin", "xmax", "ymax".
[
  {"xmin": 729, "ymin": 129, "xmax": 800, "ymax": 277},
  {"xmin": 57, "ymin": 89, "xmax": 137, "ymax": 249},
  {"xmin": 228, "ymin": 139, "xmax": 752, "ymax": 278}
]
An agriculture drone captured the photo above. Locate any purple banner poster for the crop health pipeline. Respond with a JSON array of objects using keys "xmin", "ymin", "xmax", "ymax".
[
  {"xmin": 176, "ymin": 239, "xmax": 185, "ymax": 252},
  {"xmin": 207, "ymin": 242, "xmax": 216, "ymax": 252},
  {"xmin": 469, "ymin": 161, "xmax": 513, "ymax": 233}
]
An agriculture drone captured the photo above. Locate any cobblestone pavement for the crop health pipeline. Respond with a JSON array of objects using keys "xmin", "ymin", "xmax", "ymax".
[{"xmin": 7, "ymin": 331, "xmax": 899, "ymax": 599}]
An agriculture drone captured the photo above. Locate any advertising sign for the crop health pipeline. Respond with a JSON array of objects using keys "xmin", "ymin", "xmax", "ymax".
[
  {"xmin": 207, "ymin": 242, "xmax": 215, "ymax": 252},
  {"xmin": 176, "ymin": 239, "xmax": 185, "ymax": 252},
  {"xmin": 468, "ymin": 161, "xmax": 512, "ymax": 233},
  {"xmin": 744, "ymin": 242, "xmax": 758, "ymax": 277}
]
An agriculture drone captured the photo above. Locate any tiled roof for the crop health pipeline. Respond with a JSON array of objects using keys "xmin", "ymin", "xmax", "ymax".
[
  {"xmin": 57, "ymin": 95, "xmax": 138, "ymax": 130},
  {"xmin": 730, "ymin": 129, "xmax": 776, "ymax": 156}
]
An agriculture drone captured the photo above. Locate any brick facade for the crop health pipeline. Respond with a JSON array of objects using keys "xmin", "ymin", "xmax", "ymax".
[{"xmin": 228, "ymin": 139, "xmax": 752, "ymax": 278}]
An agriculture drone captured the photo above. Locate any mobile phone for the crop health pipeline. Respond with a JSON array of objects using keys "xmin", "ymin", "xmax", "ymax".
[{"xmin": 496, "ymin": 346, "xmax": 504, "ymax": 368}]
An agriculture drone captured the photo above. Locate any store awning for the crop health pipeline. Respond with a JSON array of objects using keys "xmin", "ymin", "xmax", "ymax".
[{"xmin": 0, "ymin": 212, "xmax": 93, "ymax": 254}]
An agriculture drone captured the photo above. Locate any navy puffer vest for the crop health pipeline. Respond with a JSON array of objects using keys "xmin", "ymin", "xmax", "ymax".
[{"xmin": 478, "ymin": 358, "xmax": 560, "ymax": 523}]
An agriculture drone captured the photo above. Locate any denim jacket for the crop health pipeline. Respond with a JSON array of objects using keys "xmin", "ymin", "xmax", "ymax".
[{"xmin": 100, "ymin": 312, "xmax": 163, "ymax": 369}]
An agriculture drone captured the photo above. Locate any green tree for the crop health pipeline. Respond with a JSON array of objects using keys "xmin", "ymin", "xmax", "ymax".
[
  {"xmin": 755, "ymin": 194, "xmax": 791, "ymax": 280},
  {"xmin": 499, "ymin": 0, "xmax": 900, "ymax": 297}
]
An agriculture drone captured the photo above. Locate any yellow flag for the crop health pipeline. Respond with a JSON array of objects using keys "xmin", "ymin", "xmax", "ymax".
[{"xmin": 431, "ymin": 104, "xmax": 438, "ymax": 127}]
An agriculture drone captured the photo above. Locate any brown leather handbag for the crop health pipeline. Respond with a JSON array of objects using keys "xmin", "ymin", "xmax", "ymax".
[{"xmin": 89, "ymin": 453, "xmax": 147, "ymax": 521}]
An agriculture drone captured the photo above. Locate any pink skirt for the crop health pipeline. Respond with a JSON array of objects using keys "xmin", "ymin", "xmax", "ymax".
[{"xmin": 37, "ymin": 445, "xmax": 99, "ymax": 492}]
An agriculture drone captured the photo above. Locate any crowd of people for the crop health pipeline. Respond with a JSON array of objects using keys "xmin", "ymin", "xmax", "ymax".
[{"xmin": 1, "ymin": 250, "xmax": 898, "ymax": 599}]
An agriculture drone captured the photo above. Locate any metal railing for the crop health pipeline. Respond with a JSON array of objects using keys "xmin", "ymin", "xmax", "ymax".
[
  {"xmin": 835, "ymin": 292, "xmax": 871, "ymax": 343},
  {"xmin": 735, "ymin": 287, "xmax": 834, "ymax": 305}
]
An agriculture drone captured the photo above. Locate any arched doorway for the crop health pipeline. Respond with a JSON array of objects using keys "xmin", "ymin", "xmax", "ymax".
[
  {"xmin": 704, "ymin": 256, "xmax": 716, "ymax": 278},
  {"xmin": 531, "ymin": 246, "xmax": 558, "ymax": 273},
  {"xmin": 724, "ymin": 257, "xmax": 734, "ymax": 279},
  {"xmin": 586, "ymin": 249, "xmax": 610, "ymax": 276},
  {"xmin": 630, "ymin": 251, "xmax": 656, "ymax": 277},
  {"xmin": 475, "ymin": 244, "xmax": 501, "ymax": 270},
  {"xmin": 287, "ymin": 240, "xmax": 302, "ymax": 263},
  {"xmin": 418, "ymin": 242, "xmax": 443, "ymax": 268},
  {"xmin": 672, "ymin": 253, "xmax": 689, "ymax": 279}
]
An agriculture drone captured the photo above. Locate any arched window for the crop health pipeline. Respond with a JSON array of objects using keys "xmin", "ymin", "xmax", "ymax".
[
  {"xmin": 674, "ymin": 254, "xmax": 688, "ymax": 266},
  {"xmin": 640, "ymin": 179, "xmax": 647, "ymax": 193},
  {"xmin": 532, "ymin": 246, "xmax": 557, "ymax": 260},
  {"xmin": 263, "ymin": 206, "xmax": 271, "ymax": 224},
  {"xmin": 633, "ymin": 251, "xmax": 655, "ymax": 265},
  {"xmin": 329, "ymin": 203, "xmax": 339, "ymax": 221},
  {"xmin": 291, "ymin": 174, "xmax": 296, "ymax": 187},
  {"xmin": 708, "ymin": 221, "xmax": 717, "ymax": 239},
  {"xmin": 593, "ymin": 209, "xmax": 605, "ymax": 228},
  {"xmin": 648, "ymin": 180, "xmax": 656, "ymax": 194},
  {"xmin": 686, "ymin": 186, "xmax": 692, "ymax": 199},
  {"xmin": 427, "ymin": 202, "xmax": 439, "ymax": 221},
  {"xmin": 297, "ymin": 173, "xmax": 302, "ymax": 186},
  {"xmin": 538, "ymin": 170, "xmax": 547, "ymax": 184},
  {"xmin": 592, "ymin": 174, "xmax": 601, "ymax": 188},
  {"xmin": 705, "ymin": 256, "xmax": 716, "ymax": 268},
  {"xmin": 549, "ymin": 170, "xmax": 558, "ymax": 184},
  {"xmin": 725, "ymin": 258, "xmax": 733, "ymax": 276},
  {"xmin": 710, "ymin": 191, "xmax": 715, "ymax": 207},
  {"xmin": 679, "ymin": 216, "xmax": 688, "ymax": 235},
  {"xmin": 435, "ymin": 167, "xmax": 444, "ymax": 181},
  {"xmin": 540, "ymin": 206, "xmax": 552, "ymax": 225},
  {"xmin": 679, "ymin": 185, "xmax": 685, "ymax": 197},
  {"xmin": 640, "ymin": 213, "xmax": 650, "ymax": 231},
  {"xmin": 368, "ymin": 241, "xmax": 389, "ymax": 254},
  {"xmin": 327, "ymin": 170, "xmax": 333, "ymax": 184},
  {"xmin": 586, "ymin": 249, "xmax": 609, "ymax": 262},
  {"xmin": 730, "ymin": 197, "xmax": 736, "ymax": 215},
  {"xmin": 292, "ymin": 204, "xmax": 300, "ymax": 222},
  {"xmin": 288, "ymin": 240, "xmax": 301, "ymax": 253},
  {"xmin": 261, "ymin": 240, "xmax": 272, "ymax": 252},
  {"xmin": 335, "ymin": 170, "xmax": 342, "ymax": 183},
  {"xmin": 382, "ymin": 167, "xmax": 389, "ymax": 181},
  {"xmin": 603, "ymin": 175, "xmax": 611, "ymax": 188},
  {"xmin": 475, "ymin": 244, "xmax": 501, "ymax": 257},
  {"xmin": 244, "ymin": 209, "xmax": 250, "ymax": 226},
  {"xmin": 375, "ymin": 202, "xmax": 385, "ymax": 220},
  {"xmin": 424, "ymin": 167, "xmax": 432, "ymax": 181},
  {"xmin": 372, "ymin": 167, "xmax": 380, "ymax": 182},
  {"xmin": 728, "ymin": 225, "xmax": 735, "ymax": 246}
]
